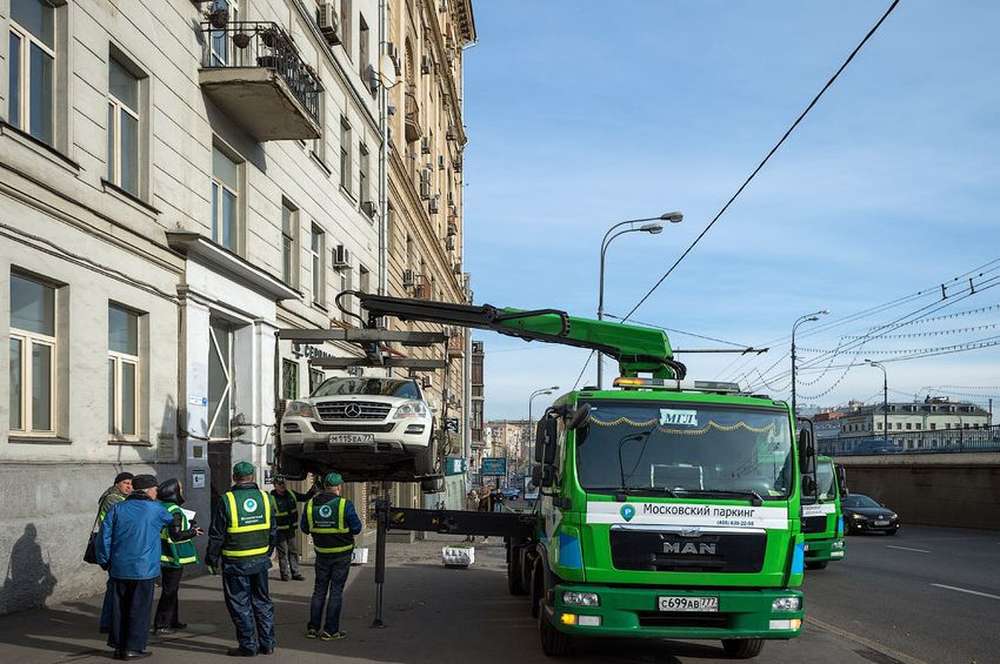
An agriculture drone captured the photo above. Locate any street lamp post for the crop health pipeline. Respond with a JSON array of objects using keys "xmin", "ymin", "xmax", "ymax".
[
  {"xmin": 865, "ymin": 359, "xmax": 888, "ymax": 444},
  {"xmin": 528, "ymin": 386, "xmax": 559, "ymax": 472},
  {"xmin": 597, "ymin": 211, "xmax": 683, "ymax": 389},
  {"xmin": 790, "ymin": 310, "xmax": 829, "ymax": 419}
]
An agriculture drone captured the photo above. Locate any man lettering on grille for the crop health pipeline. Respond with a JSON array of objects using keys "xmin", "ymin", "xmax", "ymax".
[
  {"xmin": 205, "ymin": 462, "xmax": 279, "ymax": 657},
  {"xmin": 269, "ymin": 475, "xmax": 315, "ymax": 581},
  {"xmin": 300, "ymin": 472, "xmax": 363, "ymax": 641}
]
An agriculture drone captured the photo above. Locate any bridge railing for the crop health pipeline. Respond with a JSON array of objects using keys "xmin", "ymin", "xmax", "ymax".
[{"xmin": 818, "ymin": 424, "xmax": 1000, "ymax": 456}]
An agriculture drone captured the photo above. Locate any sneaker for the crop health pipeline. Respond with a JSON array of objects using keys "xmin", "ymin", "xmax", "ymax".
[
  {"xmin": 305, "ymin": 628, "xmax": 319, "ymax": 639},
  {"xmin": 320, "ymin": 631, "xmax": 346, "ymax": 641}
]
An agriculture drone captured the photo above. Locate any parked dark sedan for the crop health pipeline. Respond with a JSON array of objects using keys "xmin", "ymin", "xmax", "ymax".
[{"xmin": 842, "ymin": 494, "xmax": 900, "ymax": 535}]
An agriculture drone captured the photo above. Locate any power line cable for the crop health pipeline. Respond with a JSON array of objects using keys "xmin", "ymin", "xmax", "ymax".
[{"xmin": 618, "ymin": 0, "xmax": 901, "ymax": 324}]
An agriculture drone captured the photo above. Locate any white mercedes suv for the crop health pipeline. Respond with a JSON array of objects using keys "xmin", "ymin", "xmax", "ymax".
[{"xmin": 279, "ymin": 376, "xmax": 438, "ymax": 482}]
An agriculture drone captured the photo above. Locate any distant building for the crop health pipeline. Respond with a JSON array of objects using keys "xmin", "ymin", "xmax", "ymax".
[{"xmin": 469, "ymin": 340, "xmax": 486, "ymax": 472}]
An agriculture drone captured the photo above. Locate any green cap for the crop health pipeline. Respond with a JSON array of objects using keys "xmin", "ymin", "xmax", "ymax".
[
  {"xmin": 323, "ymin": 471, "xmax": 344, "ymax": 487},
  {"xmin": 233, "ymin": 461, "xmax": 255, "ymax": 478}
]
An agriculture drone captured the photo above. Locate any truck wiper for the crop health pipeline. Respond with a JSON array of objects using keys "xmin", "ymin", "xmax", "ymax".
[
  {"xmin": 591, "ymin": 486, "xmax": 677, "ymax": 498},
  {"xmin": 672, "ymin": 488, "xmax": 765, "ymax": 506}
]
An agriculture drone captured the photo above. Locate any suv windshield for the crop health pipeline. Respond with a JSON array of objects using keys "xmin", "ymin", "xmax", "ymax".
[
  {"xmin": 312, "ymin": 377, "xmax": 422, "ymax": 400},
  {"xmin": 575, "ymin": 401, "xmax": 793, "ymax": 500},
  {"xmin": 842, "ymin": 494, "xmax": 880, "ymax": 508}
]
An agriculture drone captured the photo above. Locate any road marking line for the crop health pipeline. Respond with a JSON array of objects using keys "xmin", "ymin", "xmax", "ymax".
[
  {"xmin": 805, "ymin": 615, "xmax": 929, "ymax": 664},
  {"xmin": 886, "ymin": 545, "xmax": 930, "ymax": 553},
  {"xmin": 930, "ymin": 583, "xmax": 1000, "ymax": 600}
]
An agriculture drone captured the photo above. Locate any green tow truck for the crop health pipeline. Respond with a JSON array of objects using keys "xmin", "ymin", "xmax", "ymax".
[
  {"xmin": 277, "ymin": 294, "xmax": 815, "ymax": 659},
  {"xmin": 801, "ymin": 455, "xmax": 847, "ymax": 570}
]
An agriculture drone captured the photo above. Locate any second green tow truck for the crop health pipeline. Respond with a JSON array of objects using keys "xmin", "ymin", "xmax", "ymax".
[{"xmin": 801, "ymin": 455, "xmax": 846, "ymax": 570}]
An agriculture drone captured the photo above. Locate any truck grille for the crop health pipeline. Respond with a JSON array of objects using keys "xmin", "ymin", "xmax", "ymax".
[
  {"xmin": 638, "ymin": 612, "xmax": 731, "ymax": 629},
  {"xmin": 610, "ymin": 529, "xmax": 766, "ymax": 573},
  {"xmin": 801, "ymin": 516, "xmax": 827, "ymax": 534},
  {"xmin": 315, "ymin": 401, "xmax": 392, "ymax": 421}
]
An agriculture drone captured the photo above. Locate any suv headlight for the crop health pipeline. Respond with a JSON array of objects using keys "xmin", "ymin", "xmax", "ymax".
[
  {"xmin": 284, "ymin": 401, "xmax": 316, "ymax": 419},
  {"xmin": 393, "ymin": 400, "xmax": 428, "ymax": 420}
]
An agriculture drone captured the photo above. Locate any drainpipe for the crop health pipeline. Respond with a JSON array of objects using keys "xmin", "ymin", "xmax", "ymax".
[{"xmin": 377, "ymin": 0, "xmax": 388, "ymax": 297}]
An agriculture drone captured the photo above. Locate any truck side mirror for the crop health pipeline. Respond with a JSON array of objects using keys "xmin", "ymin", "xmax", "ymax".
[
  {"xmin": 801, "ymin": 474, "xmax": 816, "ymax": 497},
  {"xmin": 567, "ymin": 403, "xmax": 591, "ymax": 430},
  {"xmin": 797, "ymin": 427, "xmax": 815, "ymax": 474},
  {"xmin": 534, "ymin": 418, "xmax": 546, "ymax": 463},
  {"xmin": 542, "ymin": 417, "xmax": 558, "ymax": 466},
  {"xmin": 836, "ymin": 464, "xmax": 849, "ymax": 496},
  {"xmin": 540, "ymin": 464, "xmax": 556, "ymax": 488},
  {"xmin": 530, "ymin": 463, "xmax": 542, "ymax": 488}
]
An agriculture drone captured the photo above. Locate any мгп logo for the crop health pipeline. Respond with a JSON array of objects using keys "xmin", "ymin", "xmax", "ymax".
[
  {"xmin": 620, "ymin": 504, "xmax": 636, "ymax": 522},
  {"xmin": 318, "ymin": 504, "xmax": 333, "ymax": 518},
  {"xmin": 243, "ymin": 498, "xmax": 258, "ymax": 513},
  {"xmin": 663, "ymin": 542, "xmax": 717, "ymax": 555}
]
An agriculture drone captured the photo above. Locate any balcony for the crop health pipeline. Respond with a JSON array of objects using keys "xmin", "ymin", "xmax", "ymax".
[
  {"xmin": 404, "ymin": 84, "xmax": 422, "ymax": 143},
  {"xmin": 199, "ymin": 21, "xmax": 322, "ymax": 142}
]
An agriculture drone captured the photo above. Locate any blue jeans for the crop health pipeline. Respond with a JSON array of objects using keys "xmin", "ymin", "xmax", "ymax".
[
  {"xmin": 222, "ymin": 568, "xmax": 275, "ymax": 652},
  {"xmin": 108, "ymin": 578, "xmax": 155, "ymax": 653},
  {"xmin": 309, "ymin": 554, "xmax": 351, "ymax": 634},
  {"xmin": 99, "ymin": 577, "xmax": 113, "ymax": 632}
]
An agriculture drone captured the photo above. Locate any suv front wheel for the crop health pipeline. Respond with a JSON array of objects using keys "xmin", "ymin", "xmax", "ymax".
[{"xmin": 414, "ymin": 419, "xmax": 439, "ymax": 477}]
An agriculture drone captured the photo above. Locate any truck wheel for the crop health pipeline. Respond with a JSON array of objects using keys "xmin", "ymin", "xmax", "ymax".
[
  {"xmin": 539, "ymin": 610, "xmax": 573, "ymax": 657},
  {"xmin": 508, "ymin": 553, "xmax": 527, "ymax": 595},
  {"xmin": 721, "ymin": 638, "xmax": 764, "ymax": 659},
  {"xmin": 529, "ymin": 561, "xmax": 543, "ymax": 618},
  {"xmin": 806, "ymin": 560, "xmax": 828, "ymax": 570}
]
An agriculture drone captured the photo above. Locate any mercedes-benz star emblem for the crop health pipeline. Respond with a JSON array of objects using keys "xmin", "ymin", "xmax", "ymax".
[{"xmin": 345, "ymin": 403, "xmax": 363, "ymax": 418}]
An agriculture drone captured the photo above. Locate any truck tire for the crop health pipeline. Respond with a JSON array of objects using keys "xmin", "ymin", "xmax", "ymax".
[
  {"xmin": 539, "ymin": 610, "xmax": 573, "ymax": 657},
  {"xmin": 806, "ymin": 560, "xmax": 828, "ymax": 570},
  {"xmin": 721, "ymin": 638, "xmax": 764, "ymax": 659},
  {"xmin": 508, "ymin": 552, "xmax": 527, "ymax": 595},
  {"xmin": 530, "ymin": 561, "xmax": 543, "ymax": 618}
]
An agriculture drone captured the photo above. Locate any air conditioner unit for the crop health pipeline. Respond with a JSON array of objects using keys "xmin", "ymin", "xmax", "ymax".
[
  {"xmin": 447, "ymin": 192, "xmax": 454, "ymax": 207},
  {"xmin": 366, "ymin": 64, "xmax": 379, "ymax": 94},
  {"xmin": 447, "ymin": 219, "xmax": 457, "ymax": 236},
  {"xmin": 419, "ymin": 170, "xmax": 432, "ymax": 199},
  {"xmin": 402, "ymin": 269, "xmax": 415, "ymax": 288},
  {"xmin": 438, "ymin": 155, "xmax": 445, "ymax": 170},
  {"xmin": 446, "ymin": 126, "xmax": 458, "ymax": 141},
  {"xmin": 332, "ymin": 244, "xmax": 351, "ymax": 269},
  {"xmin": 387, "ymin": 104, "xmax": 396, "ymax": 116},
  {"xmin": 361, "ymin": 200, "xmax": 377, "ymax": 218},
  {"xmin": 445, "ymin": 235, "xmax": 455, "ymax": 251},
  {"xmin": 421, "ymin": 55, "xmax": 432, "ymax": 75},
  {"xmin": 429, "ymin": 196, "xmax": 440, "ymax": 215},
  {"xmin": 317, "ymin": 2, "xmax": 342, "ymax": 45},
  {"xmin": 421, "ymin": 376, "xmax": 433, "ymax": 389},
  {"xmin": 421, "ymin": 137, "xmax": 431, "ymax": 155},
  {"xmin": 452, "ymin": 261, "xmax": 462, "ymax": 275}
]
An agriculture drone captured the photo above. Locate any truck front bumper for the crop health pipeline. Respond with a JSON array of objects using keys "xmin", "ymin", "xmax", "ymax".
[
  {"xmin": 804, "ymin": 538, "xmax": 845, "ymax": 563},
  {"xmin": 546, "ymin": 584, "xmax": 803, "ymax": 641}
]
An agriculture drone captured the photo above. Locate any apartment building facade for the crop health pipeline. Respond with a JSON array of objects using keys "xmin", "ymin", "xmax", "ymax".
[{"xmin": 0, "ymin": 0, "xmax": 446, "ymax": 613}]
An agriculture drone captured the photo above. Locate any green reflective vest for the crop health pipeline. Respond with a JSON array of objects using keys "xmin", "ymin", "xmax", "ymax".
[
  {"xmin": 160, "ymin": 503, "xmax": 198, "ymax": 568},
  {"xmin": 272, "ymin": 491, "xmax": 299, "ymax": 531},
  {"xmin": 221, "ymin": 488, "xmax": 273, "ymax": 559},
  {"xmin": 305, "ymin": 496, "xmax": 354, "ymax": 555}
]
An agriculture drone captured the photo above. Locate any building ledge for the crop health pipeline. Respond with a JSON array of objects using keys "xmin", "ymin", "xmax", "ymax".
[
  {"xmin": 166, "ymin": 232, "xmax": 300, "ymax": 301},
  {"xmin": 199, "ymin": 67, "xmax": 321, "ymax": 141}
]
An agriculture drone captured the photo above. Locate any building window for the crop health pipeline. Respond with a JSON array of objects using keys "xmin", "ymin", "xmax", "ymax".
[
  {"xmin": 340, "ymin": 0, "xmax": 353, "ymax": 59},
  {"xmin": 930, "ymin": 423, "xmax": 936, "ymax": 430},
  {"xmin": 207, "ymin": 319, "xmax": 234, "ymax": 439},
  {"xmin": 211, "ymin": 145, "xmax": 241, "ymax": 252},
  {"xmin": 309, "ymin": 368, "xmax": 325, "ymax": 394},
  {"xmin": 281, "ymin": 199, "xmax": 298, "ymax": 286},
  {"xmin": 9, "ymin": 272, "xmax": 56, "ymax": 434},
  {"xmin": 339, "ymin": 117, "xmax": 352, "ymax": 193},
  {"xmin": 359, "ymin": 142, "xmax": 370, "ymax": 207},
  {"xmin": 106, "ymin": 55, "xmax": 142, "ymax": 196},
  {"xmin": 310, "ymin": 225, "xmax": 325, "ymax": 307},
  {"xmin": 209, "ymin": 0, "xmax": 238, "ymax": 66},
  {"xmin": 282, "ymin": 359, "xmax": 299, "ymax": 400},
  {"xmin": 8, "ymin": 0, "xmax": 56, "ymax": 144},
  {"xmin": 358, "ymin": 13, "xmax": 369, "ymax": 83},
  {"xmin": 108, "ymin": 304, "xmax": 140, "ymax": 439},
  {"xmin": 906, "ymin": 423, "xmax": 912, "ymax": 430}
]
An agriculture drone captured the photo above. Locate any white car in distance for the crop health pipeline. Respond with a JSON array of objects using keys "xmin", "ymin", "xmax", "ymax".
[{"xmin": 280, "ymin": 376, "xmax": 438, "ymax": 482}]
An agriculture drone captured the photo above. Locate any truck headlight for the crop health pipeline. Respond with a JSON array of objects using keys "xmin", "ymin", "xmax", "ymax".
[
  {"xmin": 772, "ymin": 596, "xmax": 801, "ymax": 612},
  {"xmin": 393, "ymin": 400, "xmax": 428, "ymax": 420},
  {"xmin": 562, "ymin": 591, "xmax": 600, "ymax": 607},
  {"xmin": 284, "ymin": 401, "xmax": 316, "ymax": 419}
]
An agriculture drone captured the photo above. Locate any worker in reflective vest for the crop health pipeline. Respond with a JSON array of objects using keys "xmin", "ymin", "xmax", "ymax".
[
  {"xmin": 206, "ymin": 462, "xmax": 279, "ymax": 657},
  {"xmin": 270, "ymin": 475, "xmax": 314, "ymax": 581},
  {"xmin": 300, "ymin": 471, "xmax": 363, "ymax": 641},
  {"xmin": 154, "ymin": 478, "xmax": 202, "ymax": 635}
]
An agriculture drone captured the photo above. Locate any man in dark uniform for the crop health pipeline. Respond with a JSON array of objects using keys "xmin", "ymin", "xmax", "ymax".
[
  {"xmin": 300, "ymin": 472, "xmax": 362, "ymax": 641},
  {"xmin": 269, "ymin": 476, "xmax": 314, "ymax": 581},
  {"xmin": 206, "ymin": 462, "xmax": 279, "ymax": 657}
]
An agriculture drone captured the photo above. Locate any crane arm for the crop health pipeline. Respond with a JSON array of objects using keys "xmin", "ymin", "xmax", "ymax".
[{"xmin": 349, "ymin": 292, "xmax": 686, "ymax": 380}]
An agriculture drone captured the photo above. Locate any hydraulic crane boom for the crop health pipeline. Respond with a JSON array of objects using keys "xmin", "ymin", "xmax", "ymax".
[{"xmin": 342, "ymin": 292, "xmax": 687, "ymax": 380}]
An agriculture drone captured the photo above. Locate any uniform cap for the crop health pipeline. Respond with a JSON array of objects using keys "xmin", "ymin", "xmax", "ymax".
[
  {"xmin": 114, "ymin": 471, "xmax": 134, "ymax": 484},
  {"xmin": 323, "ymin": 471, "xmax": 344, "ymax": 487},
  {"xmin": 132, "ymin": 474, "xmax": 158, "ymax": 491},
  {"xmin": 232, "ymin": 461, "xmax": 255, "ymax": 478}
]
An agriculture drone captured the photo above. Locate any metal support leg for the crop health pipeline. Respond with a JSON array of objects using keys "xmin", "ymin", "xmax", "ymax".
[{"xmin": 371, "ymin": 496, "xmax": 389, "ymax": 628}]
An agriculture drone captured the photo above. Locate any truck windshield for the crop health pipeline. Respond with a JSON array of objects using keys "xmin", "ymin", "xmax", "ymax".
[
  {"xmin": 575, "ymin": 401, "xmax": 793, "ymax": 500},
  {"xmin": 816, "ymin": 460, "xmax": 836, "ymax": 501},
  {"xmin": 312, "ymin": 377, "xmax": 421, "ymax": 399}
]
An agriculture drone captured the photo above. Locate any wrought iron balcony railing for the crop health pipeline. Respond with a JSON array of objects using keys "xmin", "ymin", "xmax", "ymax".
[{"xmin": 200, "ymin": 21, "xmax": 321, "ymax": 126}]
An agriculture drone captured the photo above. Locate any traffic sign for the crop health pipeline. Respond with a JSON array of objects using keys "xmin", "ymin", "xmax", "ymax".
[{"xmin": 480, "ymin": 457, "xmax": 507, "ymax": 477}]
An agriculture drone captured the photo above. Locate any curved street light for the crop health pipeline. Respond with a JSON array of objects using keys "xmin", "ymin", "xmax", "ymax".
[
  {"xmin": 790, "ymin": 309, "xmax": 829, "ymax": 417},
  {"xmin": 865, "ymin": 359, "xmax": 888, "ymax": 443}
]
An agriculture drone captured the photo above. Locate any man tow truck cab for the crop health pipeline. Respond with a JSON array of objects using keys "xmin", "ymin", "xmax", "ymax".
[
  {"xmin": 275, "ymin": 293, "xmax": 813, "ymax": 660},
  {"xmin": 801, "ymin": 455, "xmax": 847, "ymax": 570},
  {"xmin": 512, "ymin": 378, "xmax": 810, "ymax": 659}
]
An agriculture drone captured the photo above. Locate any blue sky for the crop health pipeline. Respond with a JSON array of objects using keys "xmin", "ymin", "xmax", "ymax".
[{"xmin": 462, "ymin": 1, "xmax": 1000, "ymax": 420}]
